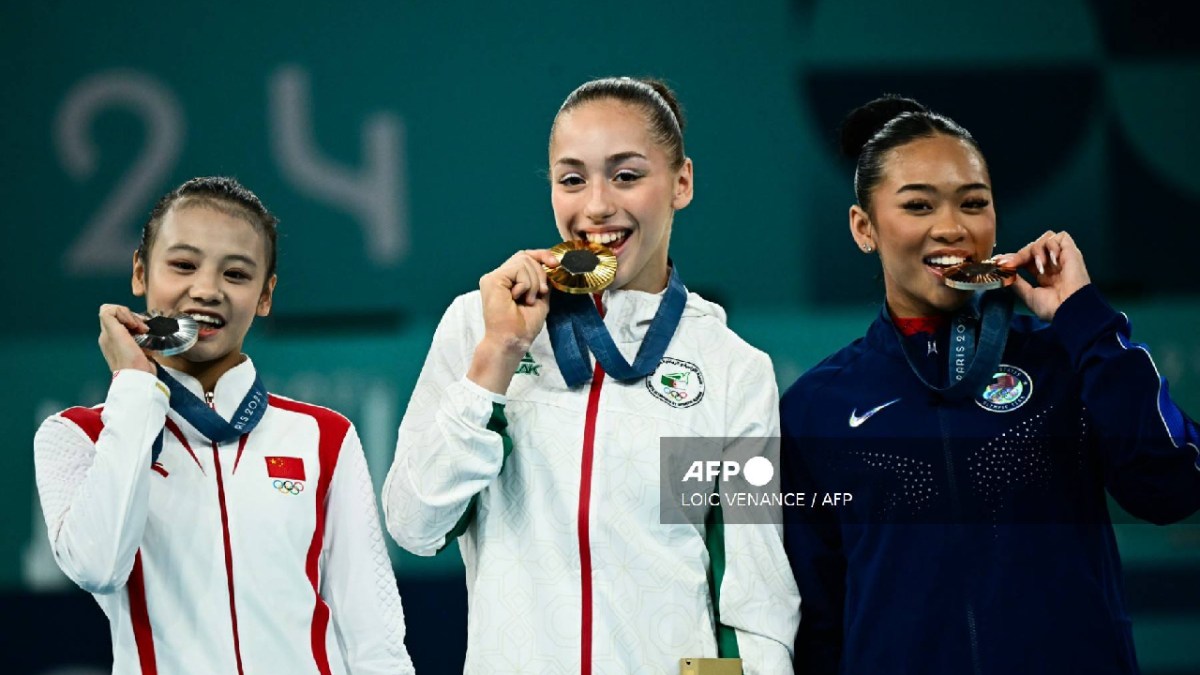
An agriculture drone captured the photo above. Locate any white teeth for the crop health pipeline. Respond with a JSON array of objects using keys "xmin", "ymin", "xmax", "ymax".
[
  {"xmin": 925, "ymin": 255, "xmax": 966, "ymax": 267},
  {"xmin": 584, "ymin": 231, "xmax": 629, "ymax": 245},
  {"xmin": 189, "ymin": 314, "xmax": 225, "ymax": 327}
]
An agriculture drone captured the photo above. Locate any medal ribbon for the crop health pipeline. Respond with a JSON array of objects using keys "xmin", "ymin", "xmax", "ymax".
[
  {"xmin": 894, "ymin": 289, "xmax": 1013, "ymax": 400},
  {"xmin": 547, "ymin": 267, "xmax": 688, "ymax": 388},
  {"xmin": 156, "ymin": 366, "xmax": 269, "ymax": 444}
]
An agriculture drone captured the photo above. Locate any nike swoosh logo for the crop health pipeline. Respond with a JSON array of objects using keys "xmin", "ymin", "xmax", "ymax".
[{"xmin": 848, "ymin": 398, "xmax": 901, "ymax": 428}]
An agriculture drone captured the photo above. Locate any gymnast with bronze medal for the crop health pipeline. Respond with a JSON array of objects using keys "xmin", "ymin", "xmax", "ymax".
[{"xmin": 780, "ymin": 95, "xmax": 1200, "ymax": 675}]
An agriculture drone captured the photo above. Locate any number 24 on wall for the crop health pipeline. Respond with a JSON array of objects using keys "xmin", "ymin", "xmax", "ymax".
[{"xmin": 54, "ymin": 65, "xmax": 408, "ymax": 275}]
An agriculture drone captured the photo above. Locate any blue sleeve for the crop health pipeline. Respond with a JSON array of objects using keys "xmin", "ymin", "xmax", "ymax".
[
  {"xmin": 781, "ymin": 393, "xmax": 844, "ymax": 675},
  {"xmin": 1052, "ymin": 284, "xmax": 1200, "ymax": 524}
]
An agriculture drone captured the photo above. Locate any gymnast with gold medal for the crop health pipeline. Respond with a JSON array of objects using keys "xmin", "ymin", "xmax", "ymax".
[{"xmin": 384, "ymin": 77, "xmax": 799, "ymax": 674}]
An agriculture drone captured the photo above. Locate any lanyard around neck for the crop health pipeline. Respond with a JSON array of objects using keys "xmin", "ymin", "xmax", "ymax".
[
  {"xmin": 156, "ymin": 366, "xmax": 268, "ymax": 444},
  {"xmin": 547, "ymin": 267, "xmax": 688, "ymax": 388},
  {"xmin": 893, "ymin": 289, "xmax": 1013, "ymax": 400}
]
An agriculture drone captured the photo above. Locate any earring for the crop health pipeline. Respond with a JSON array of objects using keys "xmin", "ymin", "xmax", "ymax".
[{"xmin": 863, "ymin": 244, "xmax": 873, "ymax": 253}]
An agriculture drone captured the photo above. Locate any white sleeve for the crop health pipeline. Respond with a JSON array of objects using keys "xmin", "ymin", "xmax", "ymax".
[
  {"xmin": 717, "ymin": 352, "xmax": 802, "ymax": 675},
  {"xmin": 382, "ymin": 294, "xmax": 510, "ymax": 556},
  {"xmin": 33, "ymin": 369, "xmax": 170, "ymax": 595},
  {"xmin": 321, "ymin": 425, "xmax": 415, "ymax": 675}
]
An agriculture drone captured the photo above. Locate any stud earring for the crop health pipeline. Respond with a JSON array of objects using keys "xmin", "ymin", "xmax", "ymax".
[{"xmin": 863, "ymin": 244, "xmax": 873, "ymax": 253}]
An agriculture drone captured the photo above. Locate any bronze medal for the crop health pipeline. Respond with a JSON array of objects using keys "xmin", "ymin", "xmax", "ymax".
[
  {"xmin": 545, "ymin": 240, "xmax": 618, "ymax": 294},
  {"xmin": 942, "ymin": 260, "xmax": 1018, "ymax": 291}
]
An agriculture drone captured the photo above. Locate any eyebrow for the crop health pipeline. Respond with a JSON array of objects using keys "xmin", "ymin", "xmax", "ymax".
[
  {"xmin": 607, "ymin": 151, "xmax": 648, "ymax": 165},
  {"xmin": 553, "ymin": 151, "xmax": 650, "ymax": 169},
  {"xmin": 164, "ymin": 243, "xmax": 260, "ymax": 268},
  {"xmin": 896, "ymin": 183, "xmax": 991, "ymax": 194}
]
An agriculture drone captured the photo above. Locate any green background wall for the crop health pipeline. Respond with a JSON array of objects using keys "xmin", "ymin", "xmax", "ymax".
[{"xmin": 4, "ymin": 1, "xmax": 1198, "ymax": 672}]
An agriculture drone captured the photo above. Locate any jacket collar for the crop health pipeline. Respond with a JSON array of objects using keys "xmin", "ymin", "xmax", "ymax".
[
  {"xmin": 865, "ymin": 296, "xmax": 982, "ymax": 356},
  {"xmin": 597, "ymin": 286, "xmax": 721, "ymax": 344},
  {"xmin": 161, "ymin": 357, "xmax": 260, "ymax": 423}
]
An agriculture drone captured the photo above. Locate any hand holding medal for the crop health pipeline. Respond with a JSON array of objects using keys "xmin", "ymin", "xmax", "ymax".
[
  {"xmin": 473, "ymin": 241, "xmax": 617, "ymax": 356},
  {"xmin": 98, "ymin": 304, "xmax": 200, "ymax": 375},
  {"xmin": 468, "ymin": 248, "xmax": 563, "ymax": 394},
  {"xmin": 988, "ymin": 230, "xmax": 1091, "ymax": 321},
  {"xmin": 470, "ymin": 237, "xmax": 686, "ymax": 392},
  {"xmin": 96, "ymin": 304, "xmax": 159, "ymax": 376}
]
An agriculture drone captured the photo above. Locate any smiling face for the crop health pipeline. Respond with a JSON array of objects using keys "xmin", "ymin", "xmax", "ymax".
[
  {"xmin": 132, "ymin": 204, "xmax": 276, "ymax": 383},
  {"xmin": 549, "ymin": 99, "xmax": 693, "ymax": 293},
  {"xmin": 850, "ymin": 133, "xmax": 996, "ymax": 317}
]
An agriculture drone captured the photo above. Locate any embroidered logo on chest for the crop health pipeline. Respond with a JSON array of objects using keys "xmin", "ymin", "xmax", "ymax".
[
  {"xmin": 514, "ymin": 352, "xmax": 542, "ymax": 376},
  {"xmin": 266, "ymin": 456, "xmax": 306, "ymax": 495},
  {"xmin": 273, "ymin": 479, "xmax": 304, "ymax": 495},
  {"xmin": 976, "ymin": 364, "xmax": 1034, "ymax": 413},
  {"xmin": 646, "ymin": 357, "xmax": 705, "ymax": 409}
]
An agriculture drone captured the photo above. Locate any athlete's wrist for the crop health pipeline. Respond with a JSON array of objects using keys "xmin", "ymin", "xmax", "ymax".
[
  {"xmin": 477, "ymin": 333, "xmax": 531, "ymax": 360},
  {"xmin": 466, "ymin": 338, "xmax": 524, "ymax": 395}
]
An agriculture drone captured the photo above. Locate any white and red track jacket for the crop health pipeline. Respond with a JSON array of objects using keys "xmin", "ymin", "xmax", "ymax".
[
  {"xmin": 34, "ymin": 359, "xmax": 414, "ymax": 675},
  {"xmin": 383, "ymin": 288, "xmax": 801, "ymax": 675}
]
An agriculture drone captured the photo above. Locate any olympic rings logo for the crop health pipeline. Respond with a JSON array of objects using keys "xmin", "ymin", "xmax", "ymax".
[{"xmin": 273, "ymin": 479, "xmax": 304, "ymax": 495}]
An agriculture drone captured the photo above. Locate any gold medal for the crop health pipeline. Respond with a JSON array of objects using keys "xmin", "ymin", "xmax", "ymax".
[
  {"xmin": 545, "ymin": 240, "xmax": 618, "ymax": 294},
  {"xmin": 942, "ymin": 260, "xmax": 1018, "ymax": 291},
  {"xmin": 134, "ymin": 311, "xmax": 199, "ymax": 356}
]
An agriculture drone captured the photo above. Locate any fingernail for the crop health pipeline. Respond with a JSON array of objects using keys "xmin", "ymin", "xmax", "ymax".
[
  {"xmin": 1036, "ymin": 257, "xmax": 1045, "ymax": 275},
  {"xmin": 1050, "ymin": 251, "xmax": 1058, "ymax": 267}
]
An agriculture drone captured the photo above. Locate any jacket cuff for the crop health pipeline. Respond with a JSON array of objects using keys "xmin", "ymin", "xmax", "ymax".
[
  {"xmin": 100, "ymin": 369, "xmax": 170, "ymax": 449},
  {"xmin": 442, "ymin": 377, "xmax": 507, "ymax": 429},
  {"xmin": 1051, "ymin": 284, "xmax": 1125, "ymax": 368}
]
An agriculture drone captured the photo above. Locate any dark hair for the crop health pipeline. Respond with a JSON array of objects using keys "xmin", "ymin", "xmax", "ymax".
[
  {"xmin": 137, "ymin": 176, "xmax": 279, "ymax": 283},
  {"xmin": 552, "ymin": 76, "xmax": 687, "ymax": 168},
  {"xmin": 840, "ymin": 95, "xmax": 983, "ymax": 212}
]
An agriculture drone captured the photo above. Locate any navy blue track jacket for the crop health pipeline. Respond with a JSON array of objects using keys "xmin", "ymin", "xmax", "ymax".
[{"xmin": 781, "ymin": 285, "xmax": 1200, "ymax": 675}]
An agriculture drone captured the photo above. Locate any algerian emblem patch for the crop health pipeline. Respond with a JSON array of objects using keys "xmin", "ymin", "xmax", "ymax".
[{"xmin": 647, "ymin": 357, "xmax": 705, "ymax": 409}]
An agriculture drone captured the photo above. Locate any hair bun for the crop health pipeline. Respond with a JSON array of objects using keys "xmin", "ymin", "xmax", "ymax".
[{"xmin": 839, "ymin": 95, "xmax": 928, "ymax": 158}]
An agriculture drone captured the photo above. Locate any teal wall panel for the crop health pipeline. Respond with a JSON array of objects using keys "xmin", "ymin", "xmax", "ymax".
[{"xmin": 4, "ymin": 1, "xmax": 1199, "ymax": 670}]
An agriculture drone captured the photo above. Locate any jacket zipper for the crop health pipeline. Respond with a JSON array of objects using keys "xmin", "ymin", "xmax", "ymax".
[
  {"xmin": 578, "ymin": 295, "xmax": 606, "ymax": 675},
  {"xmin": 208, "ymin": 390, "xmax": 246, "ymax": 674},
  {"xmin": 937, "ymin": 404, "xmax": 983, "ymax": 675}
]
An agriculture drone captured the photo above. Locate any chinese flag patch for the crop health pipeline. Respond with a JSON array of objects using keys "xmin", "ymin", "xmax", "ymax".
[{"xmin": 265, "ymin": 456, "xmax": 306, "ymax": 481}]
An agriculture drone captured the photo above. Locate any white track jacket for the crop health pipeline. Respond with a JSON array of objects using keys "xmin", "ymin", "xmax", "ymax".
[
  {"xmin": 383, "ymin": 288, "xmax": 800, "ymax": 674},
  {"xmin": 34, "ymin": 359, "xmax": 414, "ymax": 674}
]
